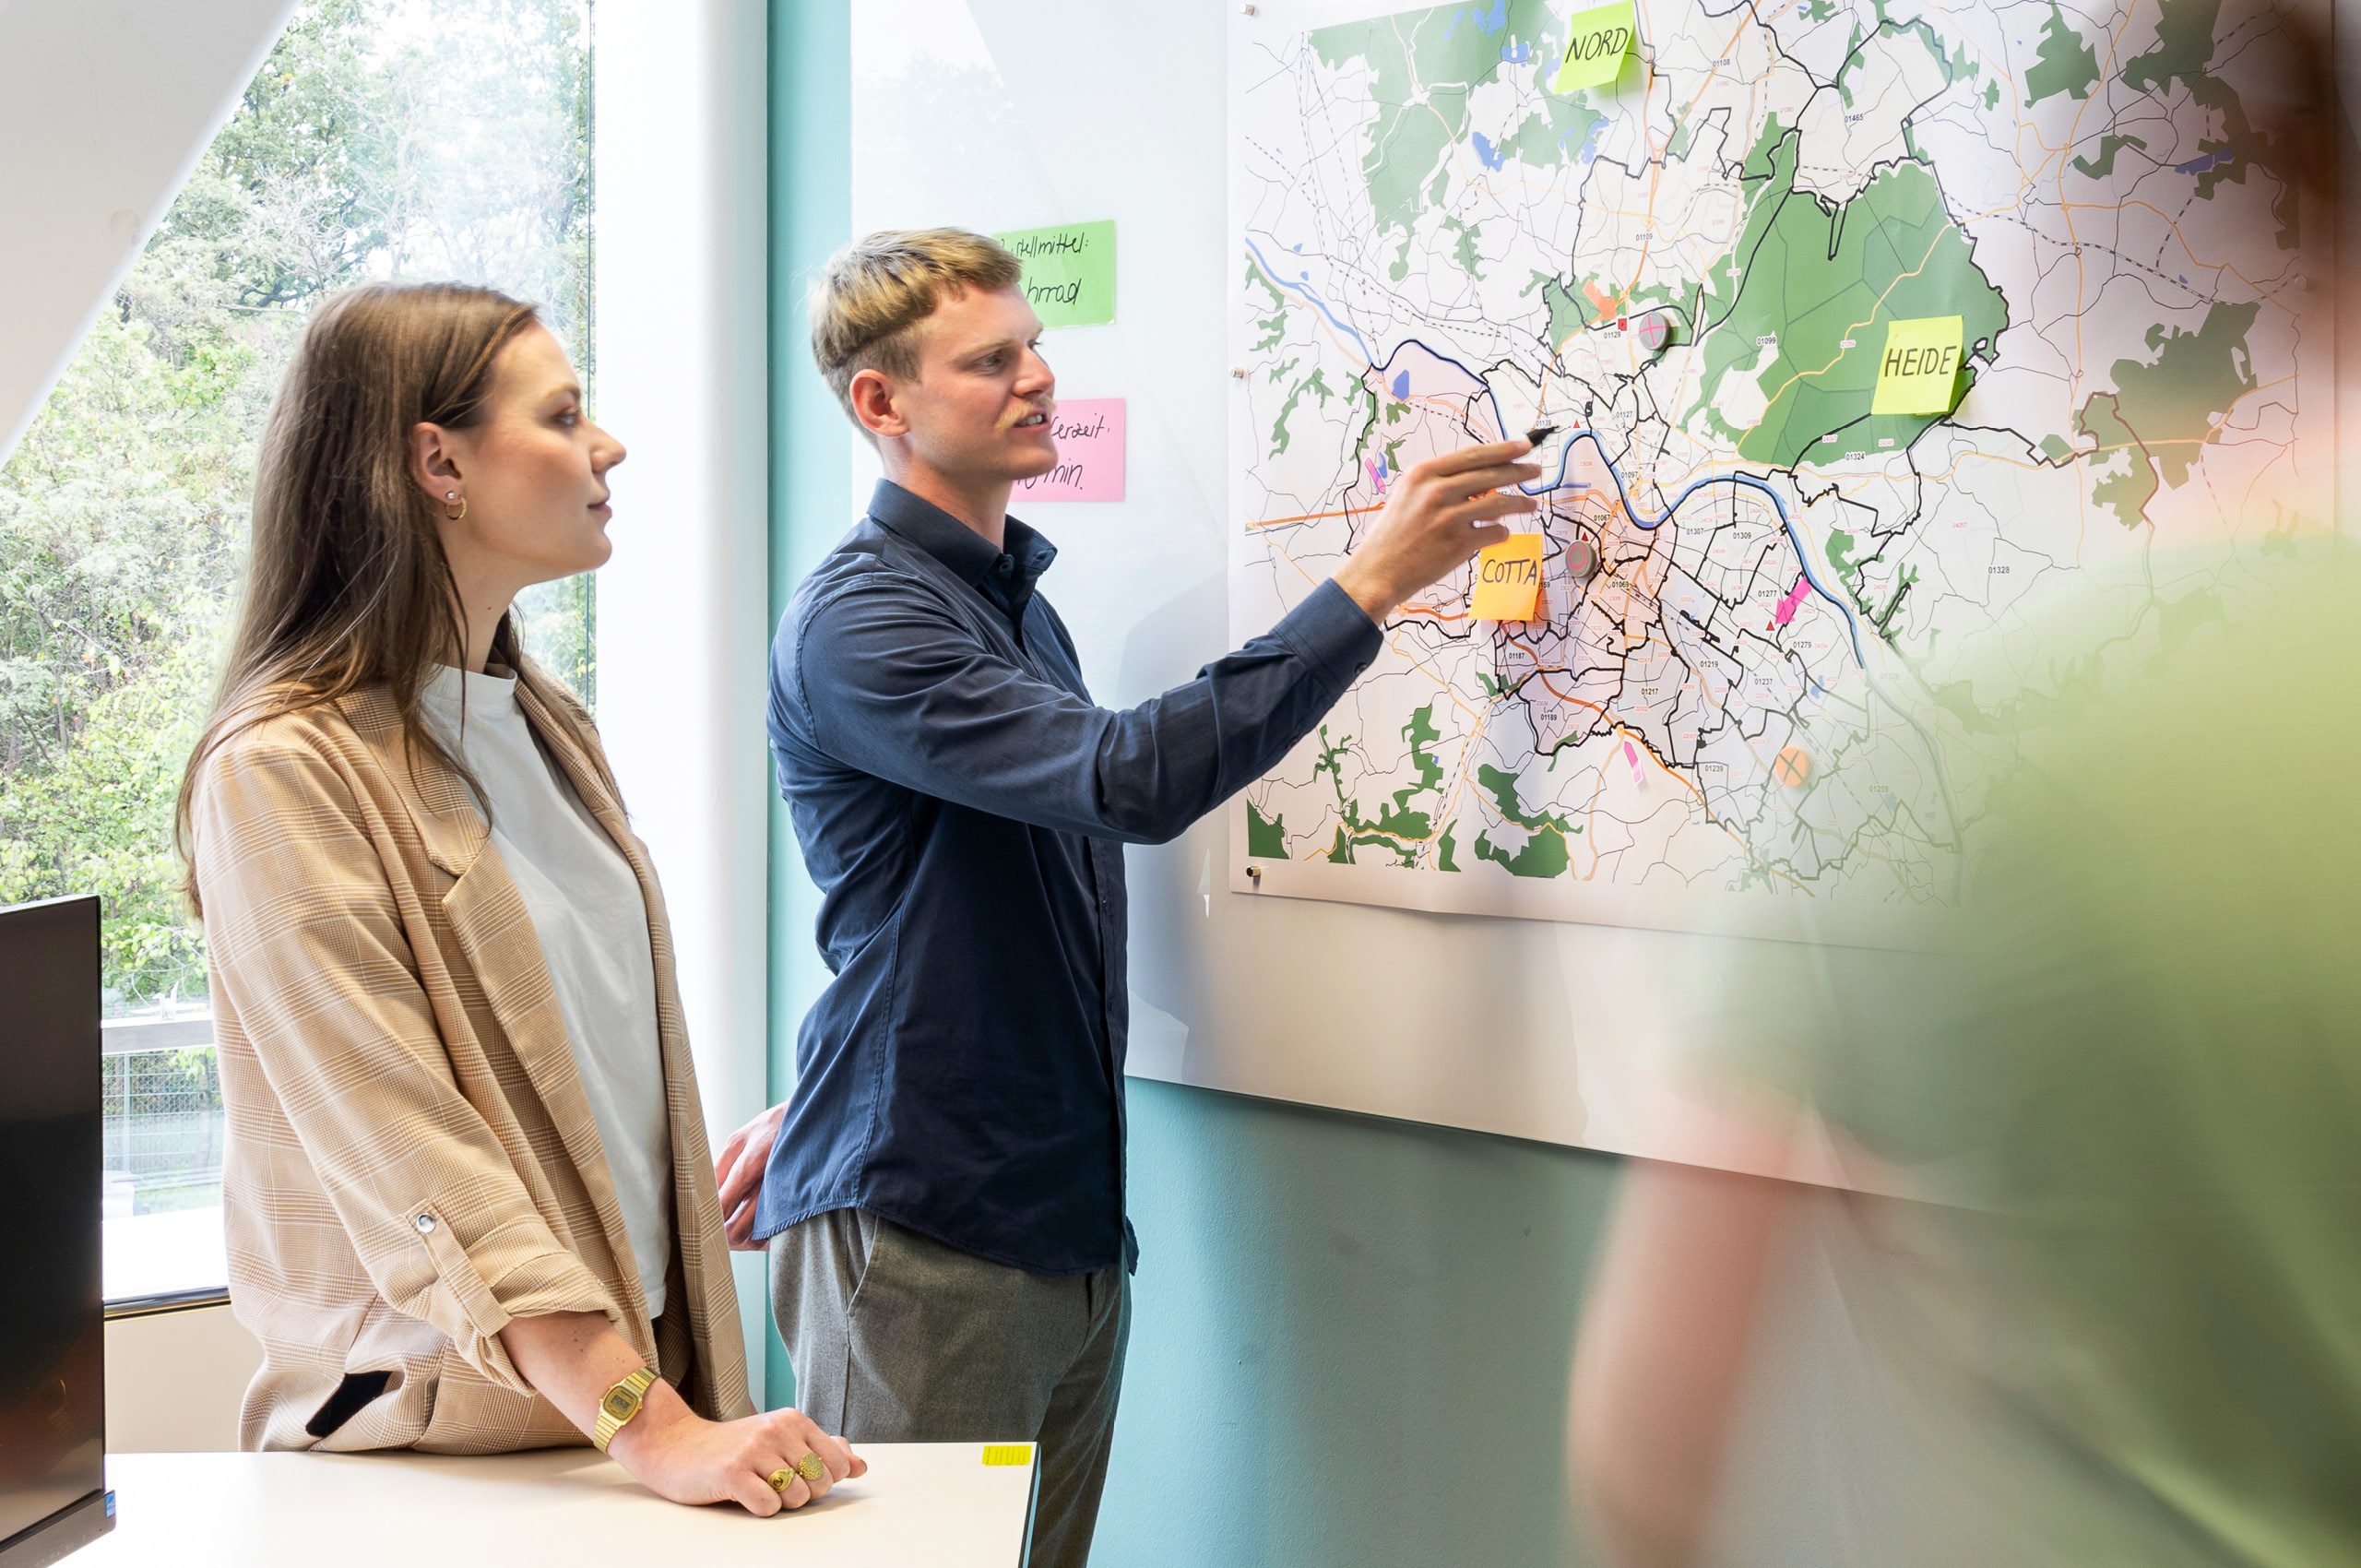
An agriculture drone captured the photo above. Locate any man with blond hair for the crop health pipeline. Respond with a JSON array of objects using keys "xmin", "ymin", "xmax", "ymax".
[{"xmin": 713, "ymin": 228, "xmax": 1536, "ymax": 1564}]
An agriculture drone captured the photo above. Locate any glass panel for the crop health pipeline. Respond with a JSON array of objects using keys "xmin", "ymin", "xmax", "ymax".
[{"xmin": 0, "ymin": 0, "xmax": 593, "ymax": 1303}]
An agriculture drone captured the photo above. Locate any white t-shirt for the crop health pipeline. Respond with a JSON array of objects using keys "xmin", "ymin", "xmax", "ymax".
[{"xmin": 420, "ymin": 664, "xmax": 672, "ymax": 1320}]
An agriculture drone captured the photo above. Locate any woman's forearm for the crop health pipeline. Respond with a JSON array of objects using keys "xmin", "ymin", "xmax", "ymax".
[
  {"xmin": 498, "ymin": 1310, "xmax": 684, "ymax": 1455},
  {"xmin": 498, "ymin": 1309, "xmax": 861, "ymax": 1515}
]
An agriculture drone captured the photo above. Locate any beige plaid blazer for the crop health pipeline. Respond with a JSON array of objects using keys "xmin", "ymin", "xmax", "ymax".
[{"xmin": 187, "ymin": 676, "xmax": 755, "ymax": 1454}]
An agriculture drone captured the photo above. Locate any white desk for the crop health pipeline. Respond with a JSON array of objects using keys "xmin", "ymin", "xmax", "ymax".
[{"xmin": 77, "ymin": 1445, "xmax": 1037, "ymax": 1567}]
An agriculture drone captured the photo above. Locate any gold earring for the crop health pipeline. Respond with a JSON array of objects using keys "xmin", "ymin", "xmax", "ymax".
[{"xmin": 444, "ymin": 491, "xmax": 468, "ymax": 522}]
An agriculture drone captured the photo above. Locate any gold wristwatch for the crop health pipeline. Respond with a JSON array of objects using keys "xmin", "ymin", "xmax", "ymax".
[{"xmin": 592, "ymin": 1366, "xmax": 659, "ymax": 1453}]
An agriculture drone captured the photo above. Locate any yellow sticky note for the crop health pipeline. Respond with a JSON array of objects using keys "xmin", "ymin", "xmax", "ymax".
[
  {"xmin": 982, "ymin": 1444, "xmax": 1034, "ymax": 1467},
  {"xmin": 1470, "ymin": 533, "xmax": 1545, "ymax": 623},
  {"xmin": 1553, "ymin": 2, "xmax": 1637, "ymax": 93},
  {"xmin": 1870, "ymin": 315, "xmax": 1964, "ymax": 415}
]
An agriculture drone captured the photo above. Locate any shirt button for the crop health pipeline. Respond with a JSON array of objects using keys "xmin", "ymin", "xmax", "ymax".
[
  {"xmin": 413, "ymin": 1213, "xmax": 437, "ymax": 1234},
  {"xmin": 994, "ymin": 555, "xmax": 1014, "ymax": 576}
]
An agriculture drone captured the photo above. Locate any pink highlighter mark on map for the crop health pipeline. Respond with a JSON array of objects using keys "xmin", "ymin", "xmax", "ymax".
[
  {"xmin": 1772, "ymin": 575, "xmax": 1811, "ymax": 628},
  {"xmin": 1622, "ymin": 739, "xmax": 1645, "ymax": 789},
  {"xmin": 1014, "ymin": 398, "xmax": 1125, "ymax": 503}
]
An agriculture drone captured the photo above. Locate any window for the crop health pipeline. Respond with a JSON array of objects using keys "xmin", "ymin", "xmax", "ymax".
[{"xmin": 0, "ymin": 0, "xmax": 594, "ymax": 1305}]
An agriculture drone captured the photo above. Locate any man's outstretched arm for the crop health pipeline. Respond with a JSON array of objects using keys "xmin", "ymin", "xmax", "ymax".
[{"xmin": 786, "ymin": 437, "xmax": 1541, "ymax": 846}]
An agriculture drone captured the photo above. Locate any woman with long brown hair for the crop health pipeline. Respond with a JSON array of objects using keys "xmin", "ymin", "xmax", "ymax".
[{"xmin": 177, "ymin": 281, "xmax": 860, "ymax": 1514}]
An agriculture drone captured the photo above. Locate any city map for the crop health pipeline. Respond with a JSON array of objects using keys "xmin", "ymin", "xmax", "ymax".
[{"xmin": 1228, "ymin": 0, "xmax": 2317, "ymax": 943}]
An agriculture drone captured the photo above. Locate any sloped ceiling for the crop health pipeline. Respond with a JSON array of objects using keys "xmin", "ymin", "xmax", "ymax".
[{"xmin": 0, "ymin": 0, "xmax": 299, "ymax": 464}]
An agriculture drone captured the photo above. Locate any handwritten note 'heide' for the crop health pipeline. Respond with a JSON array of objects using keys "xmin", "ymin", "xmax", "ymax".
[
  {"xmin": 1469, "ymin": 532, "xmax": 1545, "ymax": 622},
  {"xmin": 993, "ymin": 220, "xmax": 1116, "ymax": 329},
  {"xmin": 1013, "ymin": 399, "xmax": 1125, "ymax": 504},
  {"xmin": 1870, "ymin": 315, "xmax": 1965, "ymax": 415}
]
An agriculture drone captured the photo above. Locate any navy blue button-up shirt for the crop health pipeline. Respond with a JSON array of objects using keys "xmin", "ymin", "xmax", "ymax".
[{"xmin": 755, "ymin": 480, "xmax": 1383, "ymax": 1273}]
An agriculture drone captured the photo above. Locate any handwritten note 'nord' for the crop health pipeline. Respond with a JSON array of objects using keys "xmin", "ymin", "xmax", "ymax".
[
  {"xmin": 1553, "ymin": 2, "xmax": 1637, "ymax": 93},
  {"xmin": 993, "ymin": 220, "xmax": 1116, "ymax": 329},
  {"xmin": 1014, "ymin": 398, "xmax": 1126, "ymax": 503}
]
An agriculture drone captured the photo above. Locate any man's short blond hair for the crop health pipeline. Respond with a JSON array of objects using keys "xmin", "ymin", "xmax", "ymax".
[{"xmin": 809, "ymin": 228, "xmax": 1023, "ymax": 430}]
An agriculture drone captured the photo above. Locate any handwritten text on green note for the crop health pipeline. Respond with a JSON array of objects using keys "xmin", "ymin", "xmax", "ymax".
[
  {"xmin": 993, "ymin": 220, "xmax": 1116, "ymax": 329},
  {"xmin": 1553, "ymin": 2, "xmax": 1637, "ymax": 92}
]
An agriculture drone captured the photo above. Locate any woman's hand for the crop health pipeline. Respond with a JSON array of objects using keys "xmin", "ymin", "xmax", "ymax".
[
  {"xmin": 607, "ymin": 1379, "xmax": 866, "ymax": 1516},
  {"xmin": 714, "ymin": 1101, "xmax": 786, "ymax": 1250}
]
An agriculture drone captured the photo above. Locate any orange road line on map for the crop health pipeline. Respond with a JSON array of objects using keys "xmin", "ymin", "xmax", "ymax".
[
  {"xmin": 1508, "ymin": 649, "xmax": 1809, "ymax": 894},
  {"xmin": 1256, "ymin": 522, "xmax": 1489, "ymax": 725},
  {"xmin": 2060, "ymin": 2, "xmax": 2152, "ymax": 561},
  {"xmin": 1252, "ymin": 502, "xmax": 1387, "ymax": 529},
  {"xmin": 2057, "ymin": 200, "xmax": 2301, "ymax": 310},
  {"xmin": 1619, "ymin": 4, "xmax": 1784, "ymax": 313}
]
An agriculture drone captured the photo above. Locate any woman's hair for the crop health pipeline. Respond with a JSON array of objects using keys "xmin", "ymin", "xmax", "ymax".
[{"xmin": 175, "ymin": 280, "xmax": 611, "ymax": 912}]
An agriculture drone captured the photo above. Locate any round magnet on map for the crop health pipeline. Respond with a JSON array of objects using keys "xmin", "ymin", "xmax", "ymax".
[
  {"xmin": 1565, "ymin": 537, "xmax": 1601, "ymax": 580},
  {"xmin": 1633, "ymin": 311, "xmax": 1677, "ymax": 358}
]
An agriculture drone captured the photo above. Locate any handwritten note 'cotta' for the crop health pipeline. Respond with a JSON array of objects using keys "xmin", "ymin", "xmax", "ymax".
[
  {"xmin": 1469, "ymin": 531, "xmax": 1546, "ymax": 622},
  {"xmin": 1870, "ymin": 315, "xmax": 1965, "ymax": 415},
  {"xmin": 1553, "ymin": 2, "xmax": 1638, "ymax": 93},
  {"xmin": 1013, "ymin": 398, "xmax": 1126, "ymax": 503},
  {"xmin": 993, "ymin": 220, "xmax": 1116, "ymax": 328}
]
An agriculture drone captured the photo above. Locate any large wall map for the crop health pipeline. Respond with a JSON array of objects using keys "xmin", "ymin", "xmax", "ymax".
[{"xmin": 1228, "ymin": 0, "xmax": 2318, "ymax": 944}]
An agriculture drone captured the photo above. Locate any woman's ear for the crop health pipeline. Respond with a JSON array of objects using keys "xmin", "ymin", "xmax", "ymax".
[{"xmin": 408, "ymin": 421, "xmax": 465, "ymax": 505}]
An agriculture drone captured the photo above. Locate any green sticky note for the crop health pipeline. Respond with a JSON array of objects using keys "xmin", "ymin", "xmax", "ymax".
[
  {"xmin": 1553, "ymin": 2, "xmax": 1637, "ymax": 92},
  {"xmin": 1870, "ymin": 315, "xmax": 1965, "ymax": 415},
  {"xmin": 993, "ymin": 220, "xmax": 1116, "ymax": 329}
]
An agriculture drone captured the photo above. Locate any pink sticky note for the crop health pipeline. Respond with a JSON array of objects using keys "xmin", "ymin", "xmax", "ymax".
[{"xmin": 1013, "ymin": 398, "xmax": 1125, "ymax": 503}]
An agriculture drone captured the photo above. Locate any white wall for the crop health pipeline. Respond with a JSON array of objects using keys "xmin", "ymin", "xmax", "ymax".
[
  {"xmin": 105, "ymin": 1306, "xmax": 263, "ymax": 1455},
  {"xmin": 0, "ymin": 0, "xmax": 298, "ymax": 463},
  {"xmin": 590, "ymin": 0, "xmax": 774, "ymax": 1390}
]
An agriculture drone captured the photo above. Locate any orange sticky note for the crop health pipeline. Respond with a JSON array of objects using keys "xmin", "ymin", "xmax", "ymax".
[{"xmin": 1469, "ymin": 533, "xmax": 1545, "ymax": 622}]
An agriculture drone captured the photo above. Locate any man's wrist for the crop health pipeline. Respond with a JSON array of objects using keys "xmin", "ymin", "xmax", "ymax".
[{"xmin": 1331, "ymin": 557, "xmax": 1400, "ymax": 624}]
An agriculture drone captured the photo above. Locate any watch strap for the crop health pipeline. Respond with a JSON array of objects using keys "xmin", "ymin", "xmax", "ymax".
[{"xmin": 592, "ymin": 1365, "xmax": 658, "ymax": 1454}]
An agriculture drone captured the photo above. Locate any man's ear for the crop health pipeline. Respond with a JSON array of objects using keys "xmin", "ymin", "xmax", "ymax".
[
  {"xmin": 848, "ymin": 368, "xmax": 910, "ymax": 441},
  {"xmin": 408, "ymin": 422, "xmax": 466, "ymax": 505}
]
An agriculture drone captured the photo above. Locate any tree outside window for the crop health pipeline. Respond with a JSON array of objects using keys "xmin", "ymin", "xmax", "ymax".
[{"xmin": 0, "ymin": 0, "xmax": 593, "ymax": 1301}]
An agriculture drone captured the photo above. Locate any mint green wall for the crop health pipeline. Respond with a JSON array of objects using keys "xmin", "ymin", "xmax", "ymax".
[
  {"xmin": 1107, "ymin": 1081, "xmax": 1614, "ymax": 1566},
  {"xmin": 765, "ymin": 0, "xmax": 848, "ymax": 1409},
  {"xmin": 763, "ymin": 7, "xmax": 1614, "ymax": 1561}
]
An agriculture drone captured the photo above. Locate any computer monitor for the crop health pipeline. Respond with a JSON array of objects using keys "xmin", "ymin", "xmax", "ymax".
[{"xmin": 0, "ymin": 897, "xmax": 113, "ymax": 1565}]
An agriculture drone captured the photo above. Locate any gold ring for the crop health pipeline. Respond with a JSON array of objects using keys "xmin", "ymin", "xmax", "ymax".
[
  {"xmin": 792, "ymin": 1452, "xmax": 828, "ymax": 1484},
  {"xmin": 766, "ymin": 1467, "xmax": 798, "ymax": 1494}
]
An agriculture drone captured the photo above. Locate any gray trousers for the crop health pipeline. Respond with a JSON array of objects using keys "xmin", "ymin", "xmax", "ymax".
[{"xmin": 770, "ymin": 1209, "xmax": 1131, "ymax": 1568}]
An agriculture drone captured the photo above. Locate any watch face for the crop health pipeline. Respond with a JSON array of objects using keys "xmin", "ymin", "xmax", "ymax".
[{"xmin": 600, "ymin": 1387, "xmax": 637, "ymax": 1420}]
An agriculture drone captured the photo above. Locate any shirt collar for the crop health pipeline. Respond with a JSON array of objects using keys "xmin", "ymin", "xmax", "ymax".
[
  {"xmin": 867, "ymin": 479, "xmax": 1058, "ymax": 624},
  {"xmin": 420, "ymin": 661, "xmax": 520, "ymax": 719}
]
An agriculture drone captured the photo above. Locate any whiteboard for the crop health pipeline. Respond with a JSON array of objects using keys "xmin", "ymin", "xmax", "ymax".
[{"xmin": 842, "ymin": 0, "xmax": 2316, "ymax": 1176}]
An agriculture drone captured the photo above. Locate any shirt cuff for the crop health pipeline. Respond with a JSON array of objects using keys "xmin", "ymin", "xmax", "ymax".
[
  {"xmin": 407, "ymin": 1206, "xmax": 623, "ymax": 1396},
  {"xmin": 1274, "ymin": 578, "xmax": 1385, "ymax": 690}
]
